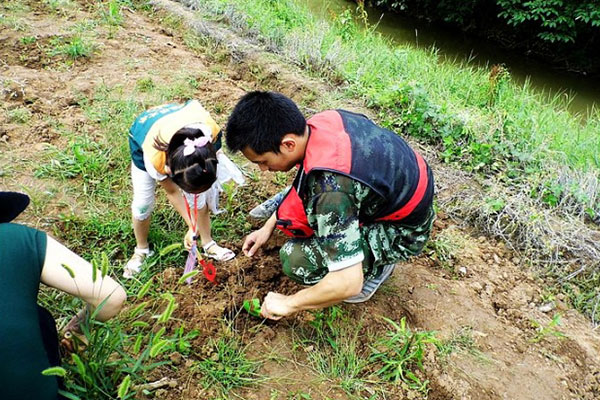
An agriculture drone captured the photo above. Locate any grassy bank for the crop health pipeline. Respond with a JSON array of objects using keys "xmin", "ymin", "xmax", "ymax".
[
  {"xmin": 181, "ymin": 0, "xmax": 600, "ymax": 322},
  {"xmin": 191, "ymin": 0, "xmax": 600, "ymax": 209}
]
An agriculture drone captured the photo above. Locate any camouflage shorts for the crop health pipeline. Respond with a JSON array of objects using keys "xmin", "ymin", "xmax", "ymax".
[{"xmin": 280, "ymin": 205, "xmax": 435, "ymax": 285}]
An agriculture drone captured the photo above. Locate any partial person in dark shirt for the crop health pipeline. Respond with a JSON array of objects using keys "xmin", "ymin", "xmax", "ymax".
[{"xmin": 0, "ymin": 192, "xmax": 127, "ymax": 400}]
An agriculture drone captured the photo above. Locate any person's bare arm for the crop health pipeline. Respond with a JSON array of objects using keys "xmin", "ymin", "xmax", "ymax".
[
  {"xmin": 40, "ymin": 236, "xmax": 126, "ymax": 322},
  {"xmin": 260, "ymin": 263, "xmax": 363, "ymax": 319}
]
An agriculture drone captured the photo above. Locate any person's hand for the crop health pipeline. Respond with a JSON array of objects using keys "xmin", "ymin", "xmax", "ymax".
[
  {"xmin": 60, "ymin": 308, "xmax": 89, "ymax": 353},
  {"xmin": 242, "ymin": 226, "xmax": 272, "ymax": 257},
  {"xmin": 260, "ymin": 292, "xmax": 298, "ymax": 320},
  {"xmin": 184, "ymin": 228, "xmax": 196, "ymax": 250}
]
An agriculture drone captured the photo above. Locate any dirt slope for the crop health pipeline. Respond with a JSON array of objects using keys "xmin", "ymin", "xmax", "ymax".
[{"xmin": 1, "ymin": 1, "xmax": 599, "ymax": 399}]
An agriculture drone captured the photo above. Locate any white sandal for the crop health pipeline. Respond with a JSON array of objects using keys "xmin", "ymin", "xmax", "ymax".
[{"xmin": 202, "ymin": 240, "xmax": 235, "ymax": 261}]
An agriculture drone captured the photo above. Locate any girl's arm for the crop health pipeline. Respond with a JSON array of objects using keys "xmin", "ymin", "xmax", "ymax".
[
  {"xmin": 40, "ymin": 236, "xmax": 127, "ymax": 322},
  {"xmin": 159, "ymin": 177, "xmax": 193, "ymax": 227}
]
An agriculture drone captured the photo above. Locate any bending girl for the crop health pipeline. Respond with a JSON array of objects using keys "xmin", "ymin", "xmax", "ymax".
[{"xmin": 125, "ymin": 100, "xmax": 243, "ymax": 278}]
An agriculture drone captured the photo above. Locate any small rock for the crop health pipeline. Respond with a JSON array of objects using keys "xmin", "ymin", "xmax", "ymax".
[
  {"xmin": 493, "ymin": 254, "xmax": 501, "ymax": 264},
  {"xmin": 539, "ymin": 303, "xmax": 556, "ymax": 313},
  {"xmin": 515, "ymin": 342, "xmax": 527, "ymax": 353},
  {"xmin": 458, "ymin": 266, "xmax": 467, "ymax": 276},
  {"xmin": 470, "ymin": 282, "xmax": 483, "ymax": 292},
  {"xmin": 169, "ymin": 352, "xmax": 182, "ymax": 365}
]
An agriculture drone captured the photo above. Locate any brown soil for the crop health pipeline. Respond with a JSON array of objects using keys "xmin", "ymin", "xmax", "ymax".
[{"xmin": 2, "ymin": 1, "xmax": 600, "ymax": 399}]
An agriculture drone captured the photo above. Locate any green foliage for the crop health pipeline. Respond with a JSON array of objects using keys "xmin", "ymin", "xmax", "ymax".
[
  {"xmin": 497, "ymin": 0, "xmax": 600, "ymax": 43},
  {"xmin": 100, "ymin": 0, "xmax": 124, "ymax": 26},
  {"xmin": 135, "ymin": 77, "xmax": 155, "ymax": 93},
  {"xmin": 369, "ymin": 317, "xmax": 438, "ymax": 392},
  {"xmin": 44, "ymin": 0, "xmax": 77, "ymax": 14},
  {"xmin": 375, "ymin": 0, "xmax": 600, "ymax": 45},
  {"xmin": 297, "ymin": 307, "xmax": 369, "ymax": 395}
]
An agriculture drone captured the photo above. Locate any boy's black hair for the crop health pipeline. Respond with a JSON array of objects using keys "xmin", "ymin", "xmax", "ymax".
[
  {"xmin": 154, "ymin": 127, "xmax": 218, "ymax": 194},
  {"xmin": 225, "ymin": 91, "xmax": 306, "ymax": 154}
]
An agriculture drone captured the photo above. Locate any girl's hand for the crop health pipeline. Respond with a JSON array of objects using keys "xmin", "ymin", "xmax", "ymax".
[
  {"xmin": 242, "ymin": 226, "xmax": 272, "ymax": 257},
  {"xmin": 184, "ymin": 228, "xmax": 196, "ymax": 250}
]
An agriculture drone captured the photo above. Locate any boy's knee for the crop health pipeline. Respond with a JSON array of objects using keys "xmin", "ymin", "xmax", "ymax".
[
  {"xmin": 280, "ymin": 241, "xmax": 307, "ymax": 282},
  {"xmin": 280, "ymin": 240, "xmax": 328, "ymax": 285}
]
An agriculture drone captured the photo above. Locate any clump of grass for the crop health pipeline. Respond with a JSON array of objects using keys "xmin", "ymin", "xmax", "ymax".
[
  {"xmin": 36, "ymin": 134, "xmax": 105, "ymax": 180},
  {"xmin": 369, "ymin": 317, "xmax": 438, "ymax": 393},
  {"xmin": 193, "ymin": 334, "xmax": 262, "ymax": 395},
  {"xmin": 437, "ymin": 326, "xmax": 487, "ymax": 362},
  {"xmin": 297, "ymin": 306, "xmax": 369, "ymax": 395},
  {"xmin": 44, "ymin": 0, "xmax": 78, "ymax": 15},
  {"xmin": 425, "ymin": 226, "xmax": 467, "ymax": 275},
  {"xmin": 7, "ymin": 106, "xmax": 32, "ymax": 123},
  {"xmin": 20, "ymin": 35, "xmax": 37, "ymax": 45},
  {"xmin": 135, "ymin": 77, "xmax": 155, "ymax": 93},
  {"xmin": 49, "ymin": 35, "xmax": 95, "ymax": 59}
]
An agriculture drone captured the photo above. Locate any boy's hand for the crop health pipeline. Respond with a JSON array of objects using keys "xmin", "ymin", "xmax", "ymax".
[
  {"xmin": 242, "ymin": 226, "xmax": 272, "ymax": 257},
  {"xmin": 261, "ymin": 292, "xmax": 297, "ymax": 320}
]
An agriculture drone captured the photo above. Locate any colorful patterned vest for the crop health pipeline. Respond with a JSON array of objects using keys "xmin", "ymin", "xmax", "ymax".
[
  {"xmin": 275, "ymin": 110, "xmax": 433, "ymax": 238},
  {"xmin": 129, "ymin": 100, "xmax": 221, "ymax": 174}
]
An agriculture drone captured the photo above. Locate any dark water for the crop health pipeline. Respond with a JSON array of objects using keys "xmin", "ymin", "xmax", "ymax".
[{"xmin": 303, "ymin": 0, "xmax": 600, "ymax": 119}]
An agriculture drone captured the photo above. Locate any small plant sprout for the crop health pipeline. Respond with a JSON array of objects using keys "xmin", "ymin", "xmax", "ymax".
[
  {"xmin": 20, "ymin": 35, "xmax": 37, "ymax": 44},
  {"xmin": 530, "ymin": 313, "xmax": 566, "ymax": 343},
  {"xmin": 8, "ymin": 107, "xmax": 32, "ymax": 123},
  {"xmin": 101, "ymin": 0, "xmax": 124, "ymax": 26}
]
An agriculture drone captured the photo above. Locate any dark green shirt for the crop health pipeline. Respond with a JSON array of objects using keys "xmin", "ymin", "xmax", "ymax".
[{"xmin": 0, "ymin": 223, "xmax": 59, "ymax": 400}]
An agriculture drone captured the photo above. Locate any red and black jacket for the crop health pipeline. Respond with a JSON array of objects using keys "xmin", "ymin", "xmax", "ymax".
[{"xmin": 275, "ymin": 110, "xmax": 434, "ymax": 238}]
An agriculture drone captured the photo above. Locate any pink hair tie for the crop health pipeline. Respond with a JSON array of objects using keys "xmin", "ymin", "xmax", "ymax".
[{"xmin": 182, "ymin": 137, "xmax": 210, "ymax": 156}]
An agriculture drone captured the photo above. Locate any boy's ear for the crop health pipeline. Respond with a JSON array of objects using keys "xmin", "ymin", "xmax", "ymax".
[{"xmin": 280, "ymin": 134, "xmax": 296, "ymax": 153}]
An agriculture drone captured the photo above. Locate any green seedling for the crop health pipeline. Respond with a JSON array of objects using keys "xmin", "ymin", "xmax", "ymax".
[{"xmin": 243, "ymin": 298, "xmax": 262, "ymax": 317}]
